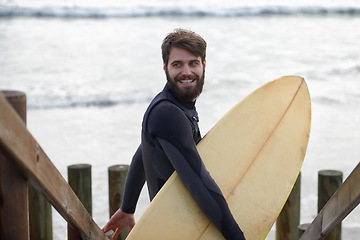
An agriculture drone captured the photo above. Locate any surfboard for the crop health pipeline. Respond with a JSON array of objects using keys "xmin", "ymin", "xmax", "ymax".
[{"xmin": 126, "ymin": 76, "xmax": 311, "ymax": 240}]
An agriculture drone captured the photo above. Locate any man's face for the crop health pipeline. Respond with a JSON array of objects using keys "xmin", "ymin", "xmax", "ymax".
[{"xmin": 164, "ymin": 47, "xmax": 205, "ymax": 102}]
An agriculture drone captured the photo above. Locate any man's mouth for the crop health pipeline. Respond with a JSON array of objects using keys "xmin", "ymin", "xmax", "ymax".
[
  {"xmin": 179, "ymin": 79, "xmax": 195, "ymax": 84},
  {"xmin": 176, "ymin": 74, "xmax": 198, "ymax": 85}
]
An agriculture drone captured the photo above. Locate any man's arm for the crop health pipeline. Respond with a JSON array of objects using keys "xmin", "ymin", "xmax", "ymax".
[
  {"xmin": 120, "ymin": 145, "xmax": 146, "ymax": 213},
  {"xmin": 149, "ymin": 102, "xmax": 245, "ymax": 240}
]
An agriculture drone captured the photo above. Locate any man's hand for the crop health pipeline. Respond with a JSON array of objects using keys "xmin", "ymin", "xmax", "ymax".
[{"xmin": 102, "ymin": 209, "xmax": 135, "ymax": 239}]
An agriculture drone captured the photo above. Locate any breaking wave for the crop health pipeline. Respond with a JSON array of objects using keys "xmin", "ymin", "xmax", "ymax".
[{"xmin": 1, "ymin": 3, "xmax": 360, "ymax": 18}]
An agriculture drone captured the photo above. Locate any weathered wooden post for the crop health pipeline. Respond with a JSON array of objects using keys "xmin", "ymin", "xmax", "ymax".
[
  {"xmin": 108, "ymin": 165, "xmax": 130, "ymax": 240},
  {"xmin": 68, "ymin": 164, "xmax": 92, "ymax": 240},
  {"xmin": 0, "ymin": 90, "xmax": 29, "ymax": 240},
  {"xmin": 28, "ymin": 184, "xmax": 53, "ymax": 240},
  {"xmin": 276, "ymin": 172, "xmax": 301, "ymax": 240},
  {"xmin": 318, "ymin": 170, "xmax": 343, "ymax": 240}
]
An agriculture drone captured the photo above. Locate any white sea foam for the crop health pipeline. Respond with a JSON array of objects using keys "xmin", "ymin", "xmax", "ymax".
[{"xmin": 1, "ymin": 0, "xmax": 360, "ymax": 18}]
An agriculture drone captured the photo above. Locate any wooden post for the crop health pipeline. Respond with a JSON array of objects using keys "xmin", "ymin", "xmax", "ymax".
[
  {"xmin": 68, "ymin": 164, "xmax": 92, "ymax": 240},
  {"xmin": 318, "ymin": 170, "xmax": 343, "ymax": 240},
  {"xmin": 68, "ymin": 164, "xmax": 92, "ymax": 215},
  {"xmin": 0, "ymin": 91, "xmax": 30, "ymax": 240},
  {"xmin": 28, "ymin": 185, "xmax": 53, "ymax": 240},
  {"xmin": 276, "ymin": 172, "xmax": 301, "ymax": 240},
  {"xmin": 108, "ymin": 165, "xmax": 129, "ymax": 240}
]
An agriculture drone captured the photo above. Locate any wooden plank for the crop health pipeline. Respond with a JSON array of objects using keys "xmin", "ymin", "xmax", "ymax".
[
  {"xmin": 0, "ymin": 93, "xmax": 108, "ymax": 240},
  {"xmin": 299, "ymin": 162, "xmax": 360, "ymax": 240}
]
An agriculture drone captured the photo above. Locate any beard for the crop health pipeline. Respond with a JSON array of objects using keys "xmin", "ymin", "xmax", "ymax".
[{"xmin": 165, "ymin": 68, "xmax": 205, "ymax": 102}]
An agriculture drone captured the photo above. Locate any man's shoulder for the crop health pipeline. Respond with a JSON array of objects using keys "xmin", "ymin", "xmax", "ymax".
[
  {"xmin": 150, "ymin": 100, "xmax": 183, "ymax": 117},
  {"xmin": 142, "ymin": 87, "xmax": 187, "ymax": 130}
]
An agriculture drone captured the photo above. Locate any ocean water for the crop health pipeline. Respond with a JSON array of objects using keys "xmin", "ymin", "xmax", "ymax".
[{"xmin": 1, "ymin": 0, "xmax": 360, "ymax": 239}]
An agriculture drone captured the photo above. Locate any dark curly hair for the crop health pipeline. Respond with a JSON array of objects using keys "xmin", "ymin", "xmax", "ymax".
[{"xmin": 161, "ymin": 28, "xmax": 207, "ymax": 67}]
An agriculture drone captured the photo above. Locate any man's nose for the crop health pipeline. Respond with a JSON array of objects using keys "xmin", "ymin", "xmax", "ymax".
[{"xmin": 181, "ymin": 64, "xmax": 191, "ymax": 75}]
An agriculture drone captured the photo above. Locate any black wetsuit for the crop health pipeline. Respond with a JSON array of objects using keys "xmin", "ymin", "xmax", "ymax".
[{"xmin": 121, "ymin": 84, "xmax": 245, "ymax": 240}]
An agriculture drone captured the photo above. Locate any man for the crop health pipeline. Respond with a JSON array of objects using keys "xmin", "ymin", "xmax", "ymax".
[{"xmin": 102, "ymin": 29, "xmax": 245, "ymax": 240}]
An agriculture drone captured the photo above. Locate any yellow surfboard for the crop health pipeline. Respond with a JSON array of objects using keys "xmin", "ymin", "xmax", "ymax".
[{"xmin": 126, "ymin": 76, "xmax": 311, "ymax": 240}]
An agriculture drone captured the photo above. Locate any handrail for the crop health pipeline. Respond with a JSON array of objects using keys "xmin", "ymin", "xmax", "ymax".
[{"xmin": 0, "ymin": 92, "xmax": 108, "ymax": 240}]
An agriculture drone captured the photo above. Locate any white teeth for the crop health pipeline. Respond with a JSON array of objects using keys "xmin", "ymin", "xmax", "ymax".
[{"xmin": 180, "ymin": 79, "xmax": 194, "ymax": 83}]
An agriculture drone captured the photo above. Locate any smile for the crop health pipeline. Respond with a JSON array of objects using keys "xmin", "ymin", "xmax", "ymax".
[{"xmin": 179, "ymin": 79, "xmax": 195, "ymax": 84}]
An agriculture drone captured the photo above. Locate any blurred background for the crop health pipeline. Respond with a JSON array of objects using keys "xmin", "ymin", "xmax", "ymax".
[{"xmin": 1, "ymin": 0, "xmax": 359, "ymax": 239}]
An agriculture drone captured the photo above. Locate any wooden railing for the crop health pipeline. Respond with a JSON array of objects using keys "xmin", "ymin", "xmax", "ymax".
[{"xmin": 0, "ymin": 91, "xmax": 108, "ymax": 239}]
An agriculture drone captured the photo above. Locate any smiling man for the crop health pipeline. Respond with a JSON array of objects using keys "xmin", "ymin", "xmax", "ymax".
[
  {"xmin": 165, "ymin": 45, "xmax": 205, "ymax": 102},
  {"xmin": 102, "ymin": 29, "xmax": 245, "ymax": 240}
]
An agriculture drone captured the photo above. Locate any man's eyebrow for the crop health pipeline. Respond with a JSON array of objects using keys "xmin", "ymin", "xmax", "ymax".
[
  {"xmin": 169, "ymin": 60, "xmax": 182, "ymax": 66},
  {"xmin": 170, "ymin": 59, "xmax": 201, "ymax": 65}
]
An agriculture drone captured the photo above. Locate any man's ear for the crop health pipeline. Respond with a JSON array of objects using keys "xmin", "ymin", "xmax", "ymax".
[
  {"xmin": 203, "ymin": 59, "xmax": 206, "ymax": 69},
  {"xmin": 163, "ymin": 62, "xmax": 166, "ymax": 71}
]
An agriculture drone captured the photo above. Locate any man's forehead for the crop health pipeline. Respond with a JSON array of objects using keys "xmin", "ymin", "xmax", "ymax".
[{"xmin": 168, "ymin": 47, "xmax": 201, "ymax": 62}]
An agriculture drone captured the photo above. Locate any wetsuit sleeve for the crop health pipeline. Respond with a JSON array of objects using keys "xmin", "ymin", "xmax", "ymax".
[
  {"xmin": 120, "ymin": 145, "xmax": 146, "ymax": 214},
  {"xmin": 149, "ymin": 102, "xmax": 245, "ymax": 240}
]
